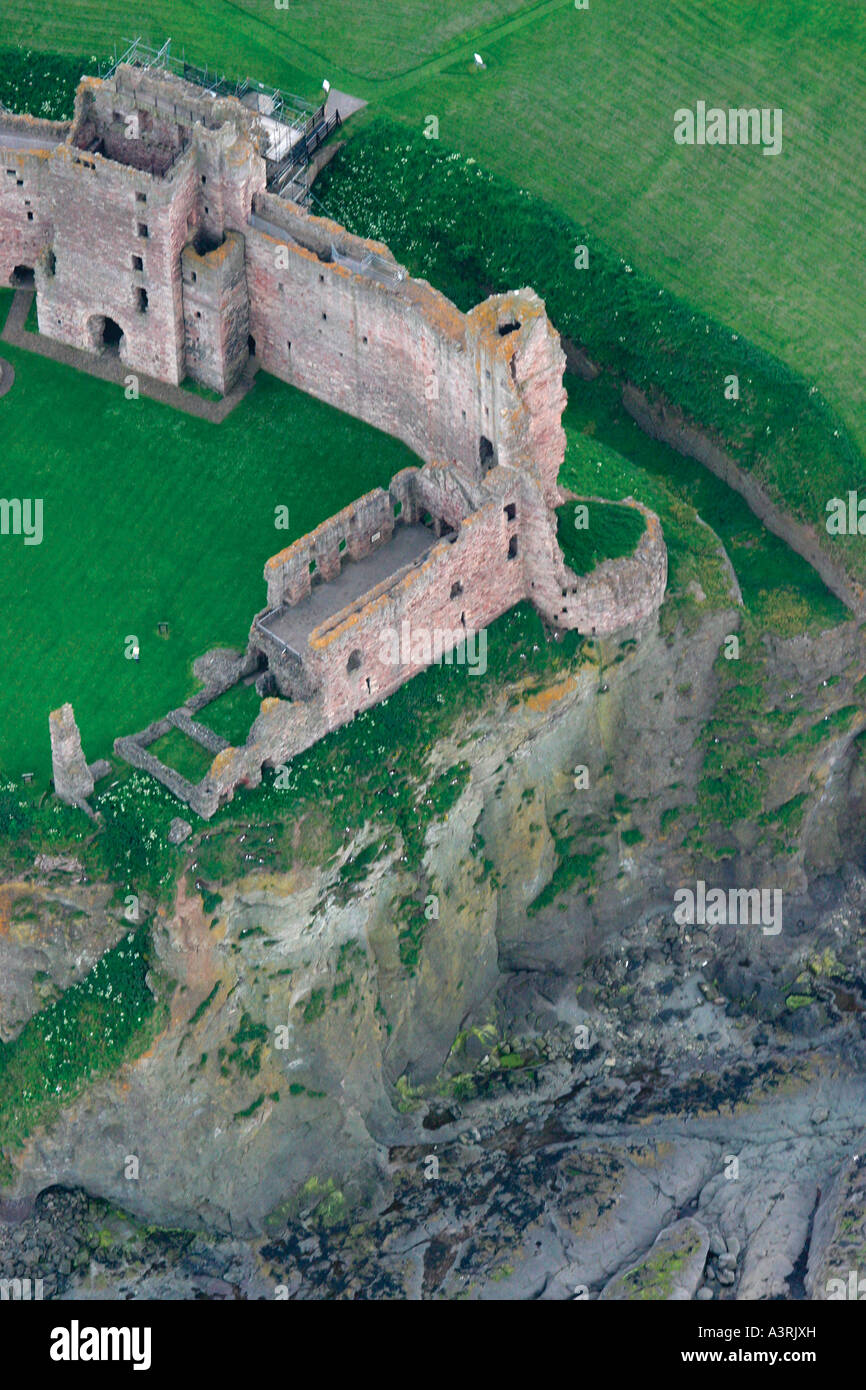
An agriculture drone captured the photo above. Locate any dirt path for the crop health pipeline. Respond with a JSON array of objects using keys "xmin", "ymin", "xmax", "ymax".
[{"xmin": 1, "ymin": 290, "xmax": 258, "ymax": 424}]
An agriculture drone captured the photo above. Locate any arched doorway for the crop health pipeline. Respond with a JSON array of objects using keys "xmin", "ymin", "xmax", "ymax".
[
  {"xmin": 101, "ymin": 317, "xmax": 124, "ymax": 353},
  {"xmin": 87, "ymin": 314, "xmax": 125, "ymax": 357},
  {"xmin": 10, "ymin": 265, "xmax": 35, "ymax": 288}
]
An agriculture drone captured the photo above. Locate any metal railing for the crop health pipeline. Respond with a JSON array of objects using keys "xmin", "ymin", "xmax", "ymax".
[{"xmin": 101, "ymin": 38, "xmax": 315, "ymax": 125}]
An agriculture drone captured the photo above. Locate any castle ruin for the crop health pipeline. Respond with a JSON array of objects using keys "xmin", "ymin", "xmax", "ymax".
[{"xmin": 0, "ymin": 63, "xmax": 667, "ymax": 818}]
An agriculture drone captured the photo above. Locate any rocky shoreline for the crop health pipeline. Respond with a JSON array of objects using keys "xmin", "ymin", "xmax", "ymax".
[{"xmin": 4, "ymin": 861, "xmax": 865, "ymax": 1300}]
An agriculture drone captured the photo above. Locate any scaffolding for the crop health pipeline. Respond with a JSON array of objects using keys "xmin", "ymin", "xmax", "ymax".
[
  {"xmin": 101, "ymin": 38, "xmax": 315, "ymax": 125},
  {"xmin": 99, "ymin": 38, "xmax": 337, "ymax": 201}
]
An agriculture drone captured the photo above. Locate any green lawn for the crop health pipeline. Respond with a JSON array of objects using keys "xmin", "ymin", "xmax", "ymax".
[
  {"xmin": 0, "ymin": 289, "xmax": 418, "ymax": 782},
  {"xmin": 555, "ymin": 500, "xmax": 645, "ymax": 578},
  {"xmin": 148, "ymin": 728, "xmax": 215, "ymax": 783},
  {"xmin": 196, "ymin": 681, "xmax": 262, "ymax": 745},
  {"xmin": 372, "ymin": 0, "xmax": 866, "ymax": 463}
]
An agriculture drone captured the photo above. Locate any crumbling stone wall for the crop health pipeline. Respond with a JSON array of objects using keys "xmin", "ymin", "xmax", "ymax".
[
  {"xmin": 263, "ymin": 488, "xmax": 397, "ymax": 610},
  {"xmin": 528, "ymin": 497, "xmax": 669, "ymax": 634},
  {"xmin": 1, "ymin": 68, "xmax": 670, "ymax": 819},
  {"xmin": 181, "ymin": 230, "xmax": 250, "ymax": 393},
  {"xmin": 9, "ymin": 67, "xmax": 266, "ymax": 385},
  {"xmin": 0, "ymin": 136, "xmax": 58, "ymax": 286}
]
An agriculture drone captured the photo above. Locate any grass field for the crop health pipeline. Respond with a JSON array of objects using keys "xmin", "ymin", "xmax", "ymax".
[
  {"xmin": 0, "ymin": 289, "xmax": 417, "ymax": 782},
  {"xmin": 7, "ymin": 0, "xmax": 865, "ymax": 463},
  {"xmin": 555, "ymin": 500, "xmax": 645, "ymax": 578}
]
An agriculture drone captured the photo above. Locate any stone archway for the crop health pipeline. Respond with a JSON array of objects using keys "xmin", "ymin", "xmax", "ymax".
[
  {"xmin": 10, "ymin": 264, "xmax": 35, "ymax": 288},
  {"xmin": 87, "ymin": 314, "xmax": 125, "ymax": 357}
]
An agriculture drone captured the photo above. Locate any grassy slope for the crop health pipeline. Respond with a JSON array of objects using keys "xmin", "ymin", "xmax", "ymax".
[
  {"xmin": 374, "ymin": 0, "xmax": 866, "ymax": 460},
  {"xmin": 561, "ymin": 373, "xmax": 847, "ymax": 635},
  {"xmin": 0, "ymin": 289, "xmax": 417, "ymax": 781}
]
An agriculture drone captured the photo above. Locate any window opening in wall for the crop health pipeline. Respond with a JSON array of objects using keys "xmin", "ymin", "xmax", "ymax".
[
  {"xmin": 137, "ymin": 287, "xmax": 148, "ymax": 312},
  {"xmin": 137, "ymin": 222, "xmax": 149, "ymax": 238},
  {"xmin": 504, "ymin": 502, "xmax": 517, "ymax": 521},
  {"xmin": 201, "ymin": 174, "xmax": 207, "ymax": 184},
  {"xmin": 347, "ymin": 650, "xmax": 362, "ymax": 673},
  {"xmin": 362, "ymin": 335, "xmax": 368, "ymax": 344},
  {"xmin": 248, "ymin": 335, "xmax": 256, "ymax": 356},
  {"xmin": 26, "ymin": 211, "xmax": 33, "ymax": 221},
  {"xmin": 15, "ymin": 179, "xmax": 22, "ymax": 186},
  {"xmin": 11, "ymin": 265, "xmax": 34, "ymax": 288},
  {"xmin": 135, "ymin": 191, "xmax": 146, "ymax": 204},
  {"xmin": 498, "ymin": 319, "xmax": 519, "ymax": 336},
  {"xmin": 479, "ymin": 436, "xmax": 495, "ymax": 472},
  {"xmin": 507, "ymin": 535, "xmax": 518, "ymax": 560},
  {"xmin": 450, "ymin": 581, "xmax": 463, "ymax": 599},
  {"xmin": 195, "ymin": 310, "xmax": 201, "ymax": 319},
  {"xmin": 132, "ymin": 254, "xmax": 143, "ymax": 271},
  {"xmin": 322, "ymin": 311, "xmax": 327, "ymax": 320}
]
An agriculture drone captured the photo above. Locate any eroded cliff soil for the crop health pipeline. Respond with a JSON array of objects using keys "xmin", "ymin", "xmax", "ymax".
[{"xmin": 3, "ymin": 601, "xmax": 866, "ymax": 1298}]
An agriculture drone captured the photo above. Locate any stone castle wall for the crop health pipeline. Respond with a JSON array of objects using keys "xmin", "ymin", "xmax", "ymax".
[
  {"xmin": 0, "ymin": 136, "xmax": 57, "ymax": 284},
  {"xmin": 263, "ymin": 488, "xmax": 397, "ymax": 610},
  {"xmin": 181, "ymin": 230, "xmax": 250, "ymax": 393},
  {"xmin": 0, "ymin": 68, "xmax": 668, "ymax": 817}
]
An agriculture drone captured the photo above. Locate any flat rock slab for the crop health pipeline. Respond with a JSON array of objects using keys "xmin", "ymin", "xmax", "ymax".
[{"xmin": 600, "ymin": 1217, "xmax": 710, "ymax": 1301}]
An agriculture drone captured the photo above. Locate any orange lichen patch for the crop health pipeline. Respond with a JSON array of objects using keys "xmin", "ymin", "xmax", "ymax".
[
  {"xmin": 208, "ymin": 745, "xmax": 239, "ymax": 778},
  {"xmin": 398, "ymin": 279, "xmax": 466, "ymax": 342},
  {"xmin": 264, "ymin": 489, "xmax": 388, "ymax": 574},
  {"xmin": 524, "ymin": 674, "xmax": 578, "ymax": 712},
  {"xmin": 184, "ymin": 234, "xmax": 240, "ymax": 269}
]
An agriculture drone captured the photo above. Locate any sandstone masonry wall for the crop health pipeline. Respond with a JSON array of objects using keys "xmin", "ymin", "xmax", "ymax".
[{"xmin": 0, "ymin": 144, "xmax": 55, "ymax": 285}]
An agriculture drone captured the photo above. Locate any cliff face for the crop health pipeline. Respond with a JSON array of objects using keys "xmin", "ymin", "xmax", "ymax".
[{"xmin": 3, "ymin": 602, "xmax": 866, "ymax": 1235}]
